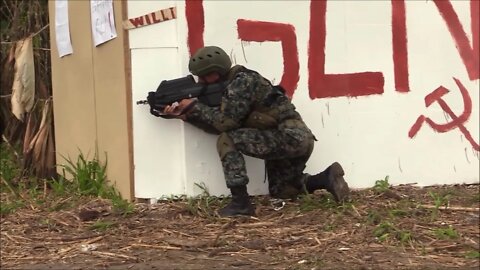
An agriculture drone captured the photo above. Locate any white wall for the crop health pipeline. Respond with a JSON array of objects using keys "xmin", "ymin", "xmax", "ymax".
[{"xmin": 129, "ymin": 0, "xmax": 479, "ymax": 199}]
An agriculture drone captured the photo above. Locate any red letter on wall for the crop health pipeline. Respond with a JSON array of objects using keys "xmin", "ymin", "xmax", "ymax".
[
  {"xmin": 237, "ymin": 19, "xmax": 300, "ymax": 97},
  {"xmin": 392, "ymin": 0, "xmax": 410, "ymax": 92},
  {"xmin": 433, "ymin": 0, "xmax": 479, "ymax": 81},
  {"xmin": 186, "ymin": 0, "xmax": 204, "ymax": 55},
  {"xmin": 308, "ymin": 1, "xmax": 384, "ymax": 99}
]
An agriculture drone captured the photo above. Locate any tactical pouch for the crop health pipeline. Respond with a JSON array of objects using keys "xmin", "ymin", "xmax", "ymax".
[
  {"xmin": 217, "ymin": 133, "xmax": 236, "ymax": 159},
  {"xmin": 281, "ymin": 119, "xmax": 308, "ymax": 129},
  {"xmin": 244, "ymin": 111, "xmax": 278, "ymax": 129}
]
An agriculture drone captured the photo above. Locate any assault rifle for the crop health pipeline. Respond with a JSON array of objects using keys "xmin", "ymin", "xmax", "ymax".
[{"xmin": 137, "ymin": 75, "xmax": 227, "ymax": 117}]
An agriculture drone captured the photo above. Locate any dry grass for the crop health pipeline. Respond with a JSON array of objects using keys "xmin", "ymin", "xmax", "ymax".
[{"xmin": 1, "ymin": 183, "xmax": 478, "ymax": 270}]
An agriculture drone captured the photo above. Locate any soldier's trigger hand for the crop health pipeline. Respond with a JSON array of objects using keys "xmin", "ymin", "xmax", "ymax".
[{"xmin": 163, "ymin": 99, "xmax": 197, "ymax": 116}]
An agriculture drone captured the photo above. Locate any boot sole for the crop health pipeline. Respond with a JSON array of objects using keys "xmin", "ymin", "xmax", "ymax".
[
  {"xmin": 219, "ymin": 208, "xmax": 255, "ymax": 217},
  {"xmin": 328, "ymin": 162, "xmax": 350, "ymax": 202}
]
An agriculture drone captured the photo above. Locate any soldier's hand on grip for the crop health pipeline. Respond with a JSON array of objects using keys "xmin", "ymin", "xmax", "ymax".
[{"xmin": 163, "ymin": 98, "xmax": 197, "ymax": 117}]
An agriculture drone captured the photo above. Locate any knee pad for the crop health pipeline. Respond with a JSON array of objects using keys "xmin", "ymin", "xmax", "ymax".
[{"xmin": 217, "ymin": 132, "xmax": 236, "ymax": 159}]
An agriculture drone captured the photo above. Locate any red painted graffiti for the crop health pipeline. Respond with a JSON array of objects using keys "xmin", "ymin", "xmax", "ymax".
[
  {"xmin": 185, "ymin": 0, "xmax": 204, "ymax": 55},
  {"xmin": 185, "ymin": 0, "xmax": 479, "ymax": 97},
  {"xmin": 237, "ymin": 19, "xmax": 299, "ymax": 97},
  {"xmin": 308, "ymin": 1, "xmax": 385, "ymax": 99},
  {"xmin": 409, "ymin": 78, "xmax": 479, "ymax": 151},
  {"xmin": 392, "ymin": 0, "xmax": 409, "ymax": 93},
  {"xmin": 433, "ymin": 0, "xmax": 479, "ymax": 81}
]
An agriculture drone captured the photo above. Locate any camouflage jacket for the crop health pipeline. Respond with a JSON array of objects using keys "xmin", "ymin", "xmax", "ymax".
[{"xmin": 185, "ymin": 65, "xmax": 304, "ymax": 133}]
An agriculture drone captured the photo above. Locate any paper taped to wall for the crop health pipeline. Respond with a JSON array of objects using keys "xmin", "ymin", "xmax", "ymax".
[
  {"xmin": 54, "ymin": 0, "xmax": 73, "ymax": 57},
  {"xmin": 91, "ymin": 0, "xmax": 117, "ymax": 46}
]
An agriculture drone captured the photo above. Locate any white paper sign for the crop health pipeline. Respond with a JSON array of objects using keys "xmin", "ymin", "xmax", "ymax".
[
  {"xmin": 55, "ymin": 1, "xmax": 73, "ymax": 57},
  {"xmin": 90, "ymin": 0, "xmax": 117, "ymax": 46}
]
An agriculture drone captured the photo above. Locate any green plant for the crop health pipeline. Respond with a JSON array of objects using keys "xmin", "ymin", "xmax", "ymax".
[
  {"xmin": 40, "ymin": 218, "xmax": 57, "ymax": 230},
  {"xmin": 373, "ymin": 221, "xmax": 413, "ymax": 244},
  {"xmin": 0, "ymin": 200, "xmax": 24, "ymax": 217},
  {"xmin": 59, "ymin": 152, "xmax": 109, "ymax": 197},
  {"xmin": 323, "ymin": 223, "xmax": 336, "ymax": 231},
  {"xmin": 0, "ymin": 144, "xmax": 21, "ymax": 193},
  {"xmin": 428, "ymin": 191, "xmax": 450, "ymax": 220},
  {"xmin": 109, "ymin": 190, "xmax": 135, "ymax": 216},
  {"xmin": 58, "ymin": 151, "xmax": 135, "ymax": 216},
  {"xmin": 298, "ymin": 194, "xmax": 336, "ymax": 212},
  {"xmin": 298, "ymin": 194, "xmax": 321, "ymax": 212},
  {"xmin": 366, "ymin": 210, "xmax": 382, "ymax": 225},
  {"xmin": 373, "ymin": 221, "xmax": 394, "ymax": 241},
  {"xmin": 49, "ymin": 176, "xmax": 71, "ymax": 196},
  {"xmin": 48, "ymin": 198, "xmax": 72, "ymax": 212},
  {"xmin": 429, "ymin": 191, "xmax": 450, "ymax": 209},
  {"xmin": 389, "ymin": 208, "xmax": 408, "ymax": 218},
  {"xmin": 184, "ymin": 182, "xmax": 226, "ymax": 219},
  {"xmin": 465, "ymin": 251, "xmax": 480, "ymax": 259},
  {"xmin": 337, "ymin": 201, "xmax": 356, "ymax": 214},
  {"xmin": 396, "ymin": 230, "xmax": 413, "ymax": 244},
  {"xmin": 90, "ymin": 220, "xmax": 116, "ymax": 231},
  {"xmin": 373, "ymin": 176, "xmax": 390, "ymax": 193},
  {"xmin": 433, "ymin": 226, "xmax": 459, "ymax": 240}
]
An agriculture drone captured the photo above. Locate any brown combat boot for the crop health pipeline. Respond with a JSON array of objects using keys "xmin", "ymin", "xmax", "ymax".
[
  {"xmin": 218, "ymin": 186, "xmax": 255, "ymax": 217},
  {"xmin": 306, "ymin": 162, "xmax": 350, "ymax": 202}
]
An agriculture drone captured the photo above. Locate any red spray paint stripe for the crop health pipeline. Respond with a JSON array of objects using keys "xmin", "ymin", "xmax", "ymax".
[
  {"xmin": 186, "ymin": 0, "xmax": 205, "ymax": 56},
  {"xmin": 425, "ymin": 79, "xmax": 472, "ymax": 133},
  {"xmin": 392, "ymin": 0, "xmax": 410, "ymax": 92},
  {"xmin": 237, "ymin": 19, "xmax": 299, "ymax": 97},
  {"xmin": 408, "ymin": 115, "xmax": 426, "ymax": 138},
  {"xmin": 308, "ymin": 1, "xmax": 384, "ymax": 99},
  {"xmin": 472, "ymin": 0, "xmax": 479, "ymax": 72},
  {"xmin": 424, "ymin": 86, "xmax": 449, "ymax": 107},
  {"xmin": 409, "ymin": 78, "xmax": 478, "ymax": 150},
  {"xmin": 433, "ymin": 0, "xmax": 479, "ymax": 80}
]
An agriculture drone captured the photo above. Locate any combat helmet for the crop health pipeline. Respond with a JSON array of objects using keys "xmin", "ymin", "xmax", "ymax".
[{"xmin": 188, "ymin": 46, "xmax": 232, "ymax": 77}]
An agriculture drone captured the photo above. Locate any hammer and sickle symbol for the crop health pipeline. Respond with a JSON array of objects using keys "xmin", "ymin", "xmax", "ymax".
[{"xmin": 408, "ymin": 77, "xmax": 479, "ymax": 151}]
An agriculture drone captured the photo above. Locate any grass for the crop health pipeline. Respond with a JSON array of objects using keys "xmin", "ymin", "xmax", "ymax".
[
  {"xmin": 0, "ymin": 143, "xmax": 21, "ymax": 195},
  {"xmin": 389, "ymin": 208, "xmax": 409, "ymax": 218},
  {"xmin": 373, "ymin": 175, "xmax": 391, "ymax": 193},
  {"xmin": 367, "ymin": 210, "xmax": 383, "ymax": 225},
  {"xmin": 90, "ymin": 220, "xmax": 116, "ymax": 231},
  {"xmin": 433, "ymin": 226, "xmax": 459, "ymax": 240},
  {"xmin": 183, "ymin": 182, "xmax": 227, "ymax": 219},
  {"xmin": 1, "ymin": 145, "xmax": 134, "ymax": 217},
  {"xmin": 373, "ymin": 221, "xmax": 395, "ymax": 241},
  {"xmin": 373, "ymin": 221, "xmax": 413, "ymax": 244},
  {"xmin": 428, "ymin": 191, "xmax": 451, "ymax": 220},
  {"xmin": 58, "ymin": 151, "xmax": 110, "ymax": 197},
  {"xmin": 57, "ymin": 151, "xmax": 134, "ymax": 216},
  {"xmin": 298, "ymin": 193, "xmax": 336, "ymax": 212},
  {"xmin": 0, "ymin": 200, "xmax": 24, "ymax": 217},
  {"xmin": 429, "ymin": 191, "xmax": 451, "ymax": 209},
  {"xmin": 465, "ymin": 250, "xmax": 480, "ymax": 259}
]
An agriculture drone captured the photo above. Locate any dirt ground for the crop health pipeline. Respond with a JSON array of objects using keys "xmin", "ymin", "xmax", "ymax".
[{"xmin": 1, "ymin": 184, "xmax": 479, "ymax": 270}]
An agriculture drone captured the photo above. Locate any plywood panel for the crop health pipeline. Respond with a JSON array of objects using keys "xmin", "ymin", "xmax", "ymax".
[
  {"xmin": 93, "ymin": 1, "xmax": 133, "ymax": 200},
  {"xmin": 49, "ymin": 1, "xmax": 133, "ymax": 199},
  {"xmin": 49, "ymin": 1, "xmax": 97, "ymax": 166}
]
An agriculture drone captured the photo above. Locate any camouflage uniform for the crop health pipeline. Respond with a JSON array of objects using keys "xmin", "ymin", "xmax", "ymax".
[{"xmin": 186, "ymin": 66, "xmax": 315, "ymax": 198}]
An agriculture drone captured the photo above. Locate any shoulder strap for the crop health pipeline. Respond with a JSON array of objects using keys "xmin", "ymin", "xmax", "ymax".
[{"xmin": 225, "ymin": 65, "xmax": 246, "ymax": 82}]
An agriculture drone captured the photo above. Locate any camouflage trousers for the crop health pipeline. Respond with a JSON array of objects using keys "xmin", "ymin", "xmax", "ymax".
[{"xmin": 217, "ymin": 125, "xmax": 315, "ymax": 198}]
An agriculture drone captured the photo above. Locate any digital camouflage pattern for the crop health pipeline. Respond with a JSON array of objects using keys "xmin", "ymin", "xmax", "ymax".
[{"xmin": 186, "ymin": 66, "xmax": 315, "ymax": 197}]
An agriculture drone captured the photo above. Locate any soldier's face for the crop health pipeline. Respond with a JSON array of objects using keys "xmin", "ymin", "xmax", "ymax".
[{"xmin": 200, "ymin": 72, "xmax": 220, "ymax": 84}]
